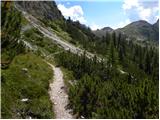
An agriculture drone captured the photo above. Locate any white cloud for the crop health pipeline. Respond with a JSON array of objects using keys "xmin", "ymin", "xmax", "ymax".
[
  {"xmin": 90, "ymin": 22, "xmax": 102, "ymax": 30},
  {"xmin": 153, "ymin": 6, "xmax": 159, "ymax": 13},
  {"xmin": 58, "ymin": 4, "xmax": 87, "ymax": 24},
  {"xmin": 113, "ymin": 19, "xmax": 131, "ymax": 29},
  {"xmin": 138, "ymin": 7, "xmax": 151, "ymax": 20},
  {"xmin": 152, "ymin": 6, "xmax": 159, "ymax": 21},
  {"xmin": 122, "ymin": 0, "xmax": 159, "ymax": 22},
  {"xmin": 122, "ymin": 0, "xmax": 139, "ymax": 10}
]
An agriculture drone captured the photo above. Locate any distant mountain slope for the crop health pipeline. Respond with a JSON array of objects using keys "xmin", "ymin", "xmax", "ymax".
[
  {"xmin": 116, "ymin": 20, "xmax": 159, "ymax": 41},
  {"xmin": 152, "ymin": 19, "xmax": 159, "ymax": 41},
  {"xmin": 93, "ymin": 20, "xmax": 159, "ymax": 41},
  {"xmin": 93, "ymin": 27, "xmax": 113, "ymax": 37}
]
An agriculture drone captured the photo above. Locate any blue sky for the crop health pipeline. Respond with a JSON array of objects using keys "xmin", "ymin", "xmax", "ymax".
[{"xmin": 55, "ymin": 0, "xmax": 159, "ymax": 30}]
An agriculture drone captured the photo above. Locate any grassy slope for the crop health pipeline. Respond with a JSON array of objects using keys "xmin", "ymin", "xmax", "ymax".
[
  {"xmin": 1, "ymin": 53, "xmax": 54, "ymax": 119},
  {"xmin": 1, "ymin": 3, "xmax": 60, "ymax": 118}
]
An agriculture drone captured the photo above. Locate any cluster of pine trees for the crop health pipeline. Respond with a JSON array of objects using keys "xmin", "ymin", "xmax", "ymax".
[
  {"xmin": 58, "ymin": 18, "xmax": 159, "ymax": 82},
  {"xmin": 55, "ymin": 49, "xmax": 158, "ymax": 118},
  {"xmin": 49, "ymin": 18, "xmax": 158, "ymax": 80},
  {"xmin": 64, "ymin": 18, "xmax": 158, "ymax": 84},
  {"xmin": 54, "ymin": 21, "xmax": 158, "ymax": 118},
  {"xmin": 1, "ymin": 1, "xmax": 25, "ymax": 68}
]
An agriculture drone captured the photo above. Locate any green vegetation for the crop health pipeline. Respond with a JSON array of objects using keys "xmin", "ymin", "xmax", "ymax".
[
  {"xmin": 22, "ymin": 5, "xmax": 159, "ymax": 118},
  {"xmin": 45, "ymin": 20, "xmax": 73, "ymax": 43},
  {"xmin": 55, "ymin": 48, "xmax": 158, "ymax": 119},
  {"xmin": 22, "ymin": 27, "xmax": 62, "ymax": 55},
  {"xmin": 2, "ymin": 1, "xmax": 159, "ymax": 119},
  {"xmin": 61, "ymin": 67, "xmax": 76, "ymax": 93},
  {"xmin": 1, "ymin": 2, "xmax": 54, "ymax": 118},
  {"xmin": 2, "ymin": 53, "xmax": 54, "ymax": 118},
  {"xmin": 53, "ymin": 23, "xmax": 158, "ymax": 118},
  {"xmin": 21, "ymin": 14, "xmax": 29, "ymax": 26},
  {"xmin": 1, "ymin": 1, "xmax": 25, "ymax": 68}
]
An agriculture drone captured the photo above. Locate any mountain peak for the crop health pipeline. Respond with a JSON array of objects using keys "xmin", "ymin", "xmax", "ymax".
[
  {"xmin": 93, "ymin": 26, "xmax": 113, "ymax": 37},
  {"xmin": 116, "ymin": 19, "xmax": 159, "ymax": 41},
  {"xmin": 102, "ymin": 27, "xmax": 113, "ymax": 31},
  {"xmin": 93, "ymin": 19, "xmax": 159, "ymax": 41},
  {"xmin": 154, "ymin": 19, "xmax": 159, "ymax": 25},
  {"xmin": 127, "ymin": 20, "xmax": 150, "ymax": 27}
]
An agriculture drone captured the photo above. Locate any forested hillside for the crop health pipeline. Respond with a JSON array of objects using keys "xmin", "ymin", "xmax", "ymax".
[
  {"xmin": 1, "ymin": 1, "xmax": 159, "ymax": 119},
  {"xmin": 54, "ymin": 32, "xmax": 158, "ymax": 118}
]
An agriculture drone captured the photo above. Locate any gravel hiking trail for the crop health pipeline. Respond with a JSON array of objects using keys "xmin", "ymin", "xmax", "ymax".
[{"xmin": 47, "ymin": 62, "xmax": 73, "ymax": 119}]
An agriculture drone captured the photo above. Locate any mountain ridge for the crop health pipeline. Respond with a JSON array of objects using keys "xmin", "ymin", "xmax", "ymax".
[
  {"xmin": 15, "ymin": 1, "xmax": 159, "ymax": 42},
  {"xmin": 93, "ymin": 19, "xmax": 159, "ymax": 41}
]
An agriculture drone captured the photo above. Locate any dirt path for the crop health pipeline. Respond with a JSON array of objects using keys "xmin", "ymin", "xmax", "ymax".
[{"xmin": 47, "ymin": 62, "xmax": 73, "ymax": 119}]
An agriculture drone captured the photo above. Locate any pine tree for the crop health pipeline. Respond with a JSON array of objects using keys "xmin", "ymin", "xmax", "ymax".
[{"xmin": 112, "ymin": 31, "xmax": 116, "ymax": 47}]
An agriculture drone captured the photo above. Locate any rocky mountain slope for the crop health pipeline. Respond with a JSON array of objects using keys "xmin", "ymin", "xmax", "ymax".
[
  {"xmin": 15, "ymin": 1, "xmax": 98, "ymax": 51},
  {"xmin": 152, "ymin": 19, "xmax": 159, "ymax": 41},
  {"xmin": 15, "ymin": 1, "xmax": 64, "ymax": 21}
]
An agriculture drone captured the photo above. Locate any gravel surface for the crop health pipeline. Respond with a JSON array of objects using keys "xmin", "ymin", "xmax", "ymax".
[{"xmin": 47, "ymin": 62, "xmax": 73, "ymax": 119}]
